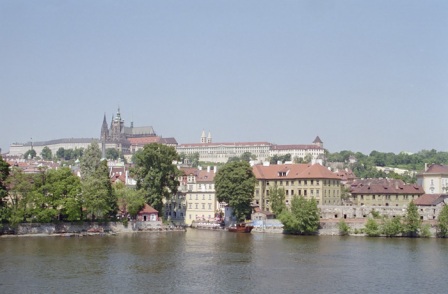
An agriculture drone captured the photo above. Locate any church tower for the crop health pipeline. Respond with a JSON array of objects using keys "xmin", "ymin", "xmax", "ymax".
[
  {"xmin": 201, "ymin": 130, "xmax": 206, "ymax": 144},
  {"xmin": 207, "ymin": 131, "xmax": 212, "ymax": 143}
]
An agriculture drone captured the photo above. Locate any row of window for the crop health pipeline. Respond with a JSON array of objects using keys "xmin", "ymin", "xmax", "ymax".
[
  {"xmin": 263, "ymin": 189, "xmax": 340, "ymax": 197},
  {"xmin": 357, "ymin": 195, "xmax": 418, "ymax": 200},
  {"xmin": 189, "ymin": 194, "xmax": 214, "ymax": 200},
  {"xmin": 266, "ymin": 179, "xmax": 339, "ymax": 186},
  {"xmin": 188, "ymin": 203, "xmax": 213, "ymax": 210}
]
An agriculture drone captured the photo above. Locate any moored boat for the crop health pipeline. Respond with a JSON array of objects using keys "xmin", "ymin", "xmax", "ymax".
[{"xmin": 227, "ymin": 222, "xmax": 253, "ymax": 233}]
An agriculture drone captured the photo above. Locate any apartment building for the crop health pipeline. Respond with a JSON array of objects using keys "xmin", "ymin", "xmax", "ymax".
[{"xmin": 252, "ymin": 163, "xmax": 342, "ymax": 211}]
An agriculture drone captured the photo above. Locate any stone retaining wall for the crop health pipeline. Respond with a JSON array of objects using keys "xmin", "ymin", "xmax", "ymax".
[{"xmin": 2, "ymin": 221, "xmax": 185, "ymax": 235}]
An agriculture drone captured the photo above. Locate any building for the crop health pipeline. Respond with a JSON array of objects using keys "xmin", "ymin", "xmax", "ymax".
[
  {"xmin": 175, "ymin": 166, "xmax": 221, "ymax": 225},
  {"xmin": 252, "ymin": 163, "xmax": 342, "ymax": 211},
  {"xmin": 176, "ymin": 132, "xmax": 325, "ymax": 163},
  {"xmin": 9, "ymin": 108, "xmax": 176, "ymax": 158},
  {"xmin": 348, "ymin": 178, "xmax": 424, "ymax": 207},
  {"xmin": 416, "ymin": 164, "xmax": 448, "ymax": 194},
  {"xmin": 137, "ymin": 204, "xmax": 159, "ymax": 222}
]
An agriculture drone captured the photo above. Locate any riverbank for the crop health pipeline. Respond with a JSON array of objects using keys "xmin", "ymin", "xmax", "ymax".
[{"xmin": 0, "ymin": 221, "xmax": 186, "ymax": 237}]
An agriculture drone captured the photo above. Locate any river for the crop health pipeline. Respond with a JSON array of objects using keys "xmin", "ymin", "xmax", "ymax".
[{"xmin": 1, "ymin": 230, "xmax": 447, "ymax": 294}]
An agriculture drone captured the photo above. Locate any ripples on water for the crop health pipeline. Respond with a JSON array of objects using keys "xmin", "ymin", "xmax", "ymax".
[{"xmin": 1, "ymin": 231, "xmax": 447, "ymax": 294}]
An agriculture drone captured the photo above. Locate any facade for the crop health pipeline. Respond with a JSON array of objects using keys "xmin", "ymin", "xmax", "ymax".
[
  {"xmin": 176, "ymin": 133, "xmax": 325, "ymax": 163},
  {"xmin": 416, "ymin": 164, "xmax": 448, "ymax": 194},
  {"xmin": 176, "ymin": 166, "xmax": 220, "ymax": 225},
  {"xmin": 348, "ymin": 178, "xmax": 424, "ymax": 207},
  {"xmin": 252, "ymin": 163, "xmax": 342, "ymax": 211}
]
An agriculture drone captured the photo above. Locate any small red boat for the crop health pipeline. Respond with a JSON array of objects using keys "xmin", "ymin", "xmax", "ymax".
[{"xmin": 227, "ymin": 223, "xmax": 254, "ymax": 233}]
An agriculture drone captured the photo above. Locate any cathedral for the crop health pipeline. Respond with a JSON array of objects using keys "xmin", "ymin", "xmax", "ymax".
[{"xmin": 100, "ymin": 108, "xmax": 157, "ymax": 155}]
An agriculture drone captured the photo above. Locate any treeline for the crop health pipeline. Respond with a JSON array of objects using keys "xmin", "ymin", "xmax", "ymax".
[
  {"xmin": 0, "ymin": 143, "xmax": 180, "ymax": 227},
  {"xmin": 23, "ymin": 146, "xmax": 125, "ymax": 162},
  {"xmin": 339, "ymin": 202, "xmax": 448, "ymax": 238},
  {"xmin": 326, "ymin": 149, "xmax": 448, "ymax": 183}
]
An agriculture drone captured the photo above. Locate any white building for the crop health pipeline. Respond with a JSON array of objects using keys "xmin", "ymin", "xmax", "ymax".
[{"xmin": 417, "ymin": 164, "xmax": 448, "ymax": 194}]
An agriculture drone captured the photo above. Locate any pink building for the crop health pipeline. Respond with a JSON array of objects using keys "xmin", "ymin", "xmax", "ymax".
[{"xmin": 137, "ymin": 204, "xmax": 159, "ymax": 222}]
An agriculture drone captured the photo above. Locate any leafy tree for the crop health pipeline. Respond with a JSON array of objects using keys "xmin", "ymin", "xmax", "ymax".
[
  {"xmin": 381, "ymin": 216, "xmax": 403, "ymax": 237},
  {"xmin": 437, "ymin": 205, "xmax": 448, "ymax": 238},
  {"xmin": 303, "ymin": 153, "xmax": 312, "ymax": 164},
  {"xmin": 23, "ymin": 149, "xmax": 37, "ymax": 159},
  {"xmin": 268, "ymin": 184, "xmax": 286, "ymax": 216},
  {"xmin": 240, "ymin": 152, "xmax": 256, "ymax": 162},
  {"xmin": 80, "ymin": 143, "xmax": 115, "ymax": 220},
  {"xmin": 56, "ymin": 147, "xmax": 65, "ymax": 159},
  {"xmin": 106, "ymin": 148, "xmax": 119, "ymax": 160},
  {"xmin": 114, "ymin": 182, "xmax": 146, "ymax": 218},
  {"xmin": 364, "ymin": 218, "xmax": 381, "ymax": 237},
  {"xmin": 80, "ymin": 142, "xmax": 102, "ymax": 180},
  {"xmin": 215, "ymin": 161, "xmax": 256, "ymax": 221},
  {"xmin": 420, "ymin": 224, "xmax": 432, "ymax": 238},
  {"xmin": 227, "ymin": 156, "xmax": 241, "ymax": 163},
  {"xmin": 403, "ymin": 201, "xmax": 422, "ymax": 237},
  {"xmin": 133, "ymin": 143, "xmax": 180, "ymax": 216},
  {"xmin": 5, "ymin": 167, "xmax": 35, "ymax": 225},
  {"xmin": 279, "ymin": 196, "xmax": 320, "ymax": 235},
  {"xmin": 82, "ymin": 160, "xmax": 115, "ymax": 220},
  {"xmin": 0, "ymin": 157, "xmax": 10, "ymax": 223},
  {"xmin": 40, "ymin": 146, "xmax": 52, "ymax": 160},
  {"xmin": 338, "ymin": 220, "xmax": 351, "ymax": 236}
]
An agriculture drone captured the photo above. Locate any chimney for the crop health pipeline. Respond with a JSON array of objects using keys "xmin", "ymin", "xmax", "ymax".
[
  {"xmin": 214, "ymin": 166, "xmax": 217, "ymax": 173},
  {"xmin": 207, "ymin": 166, "xmax": 210, "ymax": 173}
]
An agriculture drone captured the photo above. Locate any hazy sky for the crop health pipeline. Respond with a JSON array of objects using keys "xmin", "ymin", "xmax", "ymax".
[{"xmin": 1, "ymin": 1, "xmax": 447, "ymax": 155}]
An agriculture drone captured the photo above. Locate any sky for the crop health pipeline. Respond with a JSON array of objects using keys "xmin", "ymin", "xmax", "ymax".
[{"xmin": 1, "ymin": 1, "xmax": 447, "ymax": 155}]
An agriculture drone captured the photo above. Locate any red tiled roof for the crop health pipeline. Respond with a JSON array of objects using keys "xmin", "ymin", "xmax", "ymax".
[
  {"xmin": 425, "ymin": 164, "xmax": 448, "ymax": 174},
  {"xmin": 414, "ymin": 194, "xmax": 444, "ymax": 206},
  {"xmin": 350, "ymin": 178, "xmax": 424, "ymax": 195},
  {"xmin": 138, "ymin": 204, "xmax": 158, "ymax": 214},
  {"xmin": 271, "ymin": 144, "xmax": 323, "ymax": 150},
  {"xmin": 253, "ymin": 163, "xmax": 339, "ymax": 180},
  {"xmin": 178, "ymin": 142, "xmax": 272, "ymax": 148},
  {"xmin": 128, "ymin": 137, "xmax": 162, "ymax": 145},
  {"xmin": 197, "ymin": 170, "xmax": 216, "ymax": 182}
]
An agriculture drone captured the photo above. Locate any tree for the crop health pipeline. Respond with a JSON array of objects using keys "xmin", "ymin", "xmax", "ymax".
[
  {"xmin": 106, "ymin": 148, "xmax": 119, "ymax": 160},
  {"xmin": 40, "ymin": 146, "xmax": 52, "ymax": 161},
  {"xmin": 215, "ymin": 161, "xmax": 256, "ymax": 221},
  {"xmin": 133, "ymin": 143, "xmax": 180, "ymax": 216},
  {"xmin": 381, "ymin": 216, "xmax": 403, "ymax": 237},
  {"xmin": 403, "ymin": 201, "xmax": 421, "ymax": 237},
  {"xmin": 56, "ymin": 147, "xmax": 65, "ymax": 160},
  {"xmin": 279, "ymin": 196, "xmax": 320, "ymax": 235},
  {"xmin": 114, "ymin": 182, "xmax": 146, "ymax": 218},
  {"xmin": 82, "ymin": 160, "xmax": 115, "ymax": 220},
  {"xmin": 240, "ymin": 152, "xmax": 256, "ymax": 163},
  {"xmin": 23, "ymin": 149, "xmax": 36, "ymax": 160},
  {"xmin": 338, "ymin": 220, "xmax": 351, "ymax": 236},
  {"xmin": 5, "ymin": 167, "xmax": 35, "ymax": 225},
  {"xmin": 364, "ymin": 218, "xmax": 381, "ymax": 237},
  {"xmin": 268, "ymin": 184, "xmax": 286, "ymax": 216},
  {"xmin": 0, "ymin": 156, "xmax": 10, "ymax": 223},
  {"xmin": 437, "ymin": 205, "xmax": 448, "ymax": 238},
  {"xmin": 80, "ymin": 143, "xmax": 115, "ymax": 220}
]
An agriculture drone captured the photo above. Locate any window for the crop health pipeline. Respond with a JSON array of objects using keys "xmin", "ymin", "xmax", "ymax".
[
  {"xmin": 195, "ymin": 204, "xmax": 198, "ymax": 209},
  {"xmin": 286, "ymin": 190, "xmax": 289, "ymax": 196},
  {"xmin": 202, "ymin": 203, "xmax": 205, "ymax": 209},
  {"xmin": 189, "ymin": 203, "xmax": 192, "ymax": 209},
  {"xmin": 189, "ymin": 195, "xmax": 192, "ymax": 200},
  {"xmin": 304, "ymin": 190, "xmax": 307, "ymax": 196},
  {"xmin": 291, "ymin": 190, "xmax": 294, "ymax": 196},
  {"xmin": 195, "ymin": 195, "xmax": 198, "ymax": 200},
  {"xmin": 209, "ymin": 195, "xmax": 212, "ymax": 200},
  {"xmin": 298, "ymin": 190, "xmax": 302, "ymax": 196},
  {"xmin": 311, "ymin": 189, "xmax": 314, "ymax": 195},
  {"xmin": 208, "ymin": 203, "xmax": 212, "ymax": 209},
  {"xmin": 311, "ymin": 180, "xmax": 314, "ymax": 185}
]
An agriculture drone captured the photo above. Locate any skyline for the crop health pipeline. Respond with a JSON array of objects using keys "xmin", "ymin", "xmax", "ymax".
[{"xmin": 1, "ymin": 1, "xmax": 447, "ymax": 155}]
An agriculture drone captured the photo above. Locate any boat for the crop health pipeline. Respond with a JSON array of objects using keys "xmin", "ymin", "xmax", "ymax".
[{"xmin": 227, "ymin": 222, "xmax": 254, "ymax": 233}]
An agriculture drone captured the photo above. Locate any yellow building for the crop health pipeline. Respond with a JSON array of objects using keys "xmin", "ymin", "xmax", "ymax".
[
  {"xmin": 252, "ymin": 163, "xmax": 342, "ymax": 211},
  {"xmin": 348, "ymin": 178, "xmax": 424, "ymax": 207},
  {"xmin": 180, "ymin": 167, "xmax": 220, "ymax": 225}
]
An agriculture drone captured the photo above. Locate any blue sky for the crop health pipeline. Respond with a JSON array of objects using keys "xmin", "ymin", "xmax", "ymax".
[{"xmin": 1, "ymin": 1, "xmax": 447, "ymax": 154}]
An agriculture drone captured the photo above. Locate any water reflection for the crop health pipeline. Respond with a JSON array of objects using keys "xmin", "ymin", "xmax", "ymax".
[{"xmin": 1, "ymin": 232, "xmax": 447, "ymax": 293}]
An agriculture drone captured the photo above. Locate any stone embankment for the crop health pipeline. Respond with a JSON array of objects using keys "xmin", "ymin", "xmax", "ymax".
[{"xmin": 1, "ymin": 221, "xmax": 185, "ymax": 236}]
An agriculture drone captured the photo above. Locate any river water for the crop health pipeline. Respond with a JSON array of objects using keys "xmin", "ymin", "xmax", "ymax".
[{"xmin": 1, "ymin": 230, "xmax": 447, "ymax": 294}]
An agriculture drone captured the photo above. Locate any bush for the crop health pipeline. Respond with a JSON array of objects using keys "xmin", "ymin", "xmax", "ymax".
[
  {"xmin": 338, "ymin": 220, "xmax": 351, "ymax": 236},
  {"xmin": 381, "ymin": 216, "xmax": 403, "ymax": 237},
  {"xmin": 420, "ymin": 224, "xmax": 432, "ymax": 238},
  {"xmin": 364, "ymin": 218, "xmax": 381, "ymax": 237},
  {"xmin": 122, "ymin": 218, "xmax": 128, "ymax": 228}
]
